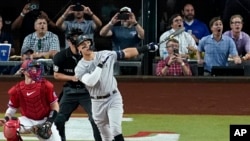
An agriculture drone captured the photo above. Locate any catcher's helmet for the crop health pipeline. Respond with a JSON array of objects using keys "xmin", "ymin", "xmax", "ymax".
[
  {"xmin": 75, "ymin": 34, "xmax": 93, "ymax": 47},
  {"xmin": 21, "ymin": 60, "xmax": 43, "ymax": 81},
  {"xmin": 66, "ymin": 28, "xmax": 83, "ymax": 46}
]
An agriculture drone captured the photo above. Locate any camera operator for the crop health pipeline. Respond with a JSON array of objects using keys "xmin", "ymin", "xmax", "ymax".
[
  {"xmin": 11, "ymin": 0, "xmax": 57, "ymax": 50},
  {"xmin": 99, "ymin": 6, "xmax": 145, "ymax": 75},
  {"xmin": 56, "ymin": 2, "xmax": 102, "ymax": 48},
  {"xmin": 156, "ymin": 38, "xmax": 192, "ymax": 76},
  {"xmin": 100, "ymin": 6, "xmax": 144, "ymax": 51}
]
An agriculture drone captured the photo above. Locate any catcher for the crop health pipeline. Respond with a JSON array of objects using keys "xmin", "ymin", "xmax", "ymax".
[{"xmin": 0, "ymin": 60, "xmax": 61, "ymax": 141}]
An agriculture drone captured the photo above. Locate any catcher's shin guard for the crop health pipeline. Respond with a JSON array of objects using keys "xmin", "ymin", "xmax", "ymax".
[{"xmin": 4, "ymin": 118, "xmax": 22, "ymax": 141}]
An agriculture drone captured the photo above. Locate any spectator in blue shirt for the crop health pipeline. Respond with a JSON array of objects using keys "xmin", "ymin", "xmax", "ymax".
[
  {"xmin": 182, "ymin": 3, "xmax": 210, "ymax": 44},
  {"xmin": 100, "ymin": 6, "xmax": 144, "ymax": 51},
  {"xmin": 56, "ymin": 2, "xmax": 102, "ymax": 49},
  {"xmin": 197, "ymin": 17, "xmax": 241, "ymax": 76}
]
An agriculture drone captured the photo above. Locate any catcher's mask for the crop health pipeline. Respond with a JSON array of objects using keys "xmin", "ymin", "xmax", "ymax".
[
  {"xmin": 75, "ymin": 34, "xmax": 93, "ymax": 50},
  {"xmin": 21, "ymin": 60, "xmax": 43, "ymax": 81},
  {"xmin": 66, "ymin": 28, "xmax": 83, "ymax": 46},
  {"xmin": 4, "ymin": 117, "xmax": 21, "ymax": 141}
]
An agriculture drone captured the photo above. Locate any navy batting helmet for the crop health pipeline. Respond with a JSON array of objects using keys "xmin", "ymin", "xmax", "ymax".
[
  {"xmin": 75, "ymin": 34, "xmax": 93, "ymax": 47},
  {"xmin": 66, "ymin": 28, "xmax": 83, "ymax": 45}
]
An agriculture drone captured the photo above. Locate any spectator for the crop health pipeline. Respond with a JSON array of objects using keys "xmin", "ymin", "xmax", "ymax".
[
  {"xmin": 156, "ymin": 38, "xmax": 192, "ymax": 76},
  {"xmin": 100, "ymin": 6, "xmax": 144, "ymax": 51},
  {"xmin": 197, "ymin": 17, "xmax": 242, "ymax": 76},
  {"xmin": 53, "ymin": 29, "xmax": 102, "ymax": 141},
  {"xmin": 0, "ymin": 59, "xmax": 61, "ymax": 140},
  {"xmin": 0, "ymin": 15, "xmax": 13, "ymax": 45},
  {"xmin": 10, "ymin": 48, "xmax": 34, "ymax": 75},
  {"xmin": 182, "ymin": 3, "xmax": 210, "ymax": 44},
  {"xmin": 11, "ymin": 0, "xmax": 57, "ymax": 50},
  {"xmin": 0, "ymin": 15, "xmax": 15, "ymax": 75},
  {"xmin": 21, "ymin": 16, "xmax": 60, "ymax": 59},
  {"xmin": 223, "ymin": 14, "xmax": 250, "ymax": 60},
  {"xmin": 159, "ymin": 14, "xmax": 197, "ymax": 59},
  {"xmin": 99, "ymin": 6, "xmax": 145, "ymax": 75},
  {"xmin": 56, "ymin": 2, "xmax": 102, "ymax": 48}
]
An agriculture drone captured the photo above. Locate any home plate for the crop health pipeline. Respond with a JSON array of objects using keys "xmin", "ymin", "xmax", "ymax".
[{"xmin": 0, "ymin": 117, "xmax": 180, "ymax": 141}]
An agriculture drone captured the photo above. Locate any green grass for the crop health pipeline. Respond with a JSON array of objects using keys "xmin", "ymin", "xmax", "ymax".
[
  {"xmin": 122, "ymin": 114, "xmax": 250, "ymax": 141},
  {"xmin": 1, "ymin": 114, "xmax": 250, "ymax": 141}
]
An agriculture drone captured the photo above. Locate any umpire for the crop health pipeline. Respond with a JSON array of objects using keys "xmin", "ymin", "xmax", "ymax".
[{"xmin": 53, "ymin": 28, "xmax": 102, "ymax": 141}]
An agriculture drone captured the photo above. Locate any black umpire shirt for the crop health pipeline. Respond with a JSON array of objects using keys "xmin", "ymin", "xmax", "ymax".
[{"xmin": 53, "ymin": 48, "xmax": 85, "ymax": 87}]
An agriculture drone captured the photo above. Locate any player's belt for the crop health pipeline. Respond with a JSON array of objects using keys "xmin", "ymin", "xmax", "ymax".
[{"xmin": 90, "ymin": 90, "xmax": 117, "ymax": 99}]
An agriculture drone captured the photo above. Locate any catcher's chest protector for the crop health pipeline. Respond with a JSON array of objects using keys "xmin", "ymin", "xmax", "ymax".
[
  {"xmin": 17, "ymin": 81, "xmax": 47, "ymax": 119},
  {"xmin": 4, "ymin": 119, "xmax": 22, "ymax": 141}
]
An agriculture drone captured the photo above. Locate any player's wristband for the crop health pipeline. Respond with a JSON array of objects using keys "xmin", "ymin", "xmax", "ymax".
[
  {"xmin": 20, "ymin": 12, "xmax": 25, "ymax": 17},
  {"xmin": 46, "ymin": 110, "xmax": 57, "ymax": 123},
  {"xmin": 133, "ymin": 22, "xmax": 138, "ymax": 26},
  {"xmin": 97, "ymin": 63, "xmax": 103, "ymax": 68}
]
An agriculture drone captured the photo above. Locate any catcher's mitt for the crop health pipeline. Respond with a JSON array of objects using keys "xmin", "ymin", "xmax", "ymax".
[{"xmin": 32, "ymin": 121, "xmax": 52, "ymax": 139}]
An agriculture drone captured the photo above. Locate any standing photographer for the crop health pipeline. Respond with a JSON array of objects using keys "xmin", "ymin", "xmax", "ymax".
[
  {"xmin": 156, "ymin": 38, "xmax": 192, "ymax": 76},
  {"xmin": 11, "ymin": 0, "xmax": 57, "ymax": 50},
  {"xmin": 99, "ymin": 6, "xmax": 145, "ymax": 75},
  {"xmin": 56, "ymin": 2, "xmax": 102, "ymax": 48},
  {"xmin": 100, "ymin": 6, "xmax": 144, "ymax": 51}
]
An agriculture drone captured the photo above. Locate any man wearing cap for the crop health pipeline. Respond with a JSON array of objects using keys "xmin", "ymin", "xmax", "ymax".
[
  {"xmin": 53, "ymin": 28, "xmax": 102, "ymax": 141},
  {"xmin": 10, "ymin": 48, "xmax": 34, "ymax": 75},
  {"xmin": 56, "ymin": 2, "xmax": 102, "ymax": 48},
  {"xmin": 100, "ymin": 6, "xmax": 145, "ymax": 75},
  {"xmin": 100, "ymin": 6, "xmax": 144, "ymax": 51}
]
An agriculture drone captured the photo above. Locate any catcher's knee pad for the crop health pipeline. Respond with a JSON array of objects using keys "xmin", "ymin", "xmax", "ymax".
[{"xmin": 4, "ymin": 118, "xmax": 20, "ymax": 141}]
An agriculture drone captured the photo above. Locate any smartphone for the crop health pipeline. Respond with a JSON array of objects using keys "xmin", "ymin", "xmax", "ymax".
[
  {"xmin": 117, "ymin": 13, "xmax": 129, "ymax": 20},
  {"xmin": 173, "ymin": 49, "xmax": 179, "ymax": 54},
  {"xmin": 73, "ymin": 3, "xmax": 84, "ymax": 11},
  {"xmin": 29, "ymin": 3, "xmax": 39, "ymax": 11}
]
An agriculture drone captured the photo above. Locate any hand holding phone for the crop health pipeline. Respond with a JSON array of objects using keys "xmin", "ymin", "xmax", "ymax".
[
  {"xmin": 117, "ymin": 13, "xmax": 129, "ymax": 20},
  {"xmin": 173, "ymin": 48, "xmax": 179, "ymax": 54}
]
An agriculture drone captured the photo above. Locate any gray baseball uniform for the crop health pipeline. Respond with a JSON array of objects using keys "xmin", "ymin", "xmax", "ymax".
[{"xmin": 75, "ymin": 50, "xmax": 124, "ymax": 141}]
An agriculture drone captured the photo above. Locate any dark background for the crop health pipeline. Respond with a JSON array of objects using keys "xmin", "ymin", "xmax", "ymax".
[{"xmin": 1, "ymin": 0, "xmax": 250, "ymax": 75}]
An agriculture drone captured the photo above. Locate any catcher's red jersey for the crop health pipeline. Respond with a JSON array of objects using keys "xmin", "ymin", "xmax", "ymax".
[{"xmin": 7, "ymin": 79, "xmax": 58, "ymax": 120}]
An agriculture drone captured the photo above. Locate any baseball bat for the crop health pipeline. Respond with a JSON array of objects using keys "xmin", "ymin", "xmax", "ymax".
[{"xmin": 157, "ymin": 27, "xmax": 185, "ymax": 46}]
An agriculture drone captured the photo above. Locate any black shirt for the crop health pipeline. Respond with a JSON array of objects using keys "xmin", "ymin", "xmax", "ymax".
[{"xmin": 53, "ymin": 48, "xmax": 84, "ymax": 87}]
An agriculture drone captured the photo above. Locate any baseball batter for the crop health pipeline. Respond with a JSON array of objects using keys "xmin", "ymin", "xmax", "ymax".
[
  {"xmin": 1, "ymin": 60, "xmax": 60, "ymax": 141},
  {"xmin": 74, "ymin": 35, "xmax": 158, "ymax": 141}
]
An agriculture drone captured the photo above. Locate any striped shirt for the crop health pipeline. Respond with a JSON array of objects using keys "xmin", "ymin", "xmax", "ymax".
[{"xmin": 75, "ymin": 51, "xmax": 118, "ymax": 97}]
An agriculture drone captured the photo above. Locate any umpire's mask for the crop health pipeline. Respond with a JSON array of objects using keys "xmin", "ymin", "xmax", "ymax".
[{"xmin": 66, "ymin": 28, "xmax": 83, "ymax": 49}]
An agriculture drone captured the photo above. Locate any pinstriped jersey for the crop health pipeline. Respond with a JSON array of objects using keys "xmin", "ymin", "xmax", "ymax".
[{"xmin": 75, "ymin": 50, "xmax": 118, "ymax": 97}]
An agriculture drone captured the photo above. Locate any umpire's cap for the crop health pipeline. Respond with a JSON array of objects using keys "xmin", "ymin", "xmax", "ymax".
[
  {"xmin": 66, "ymin": 28, "xmax": 83, "ymax": 39},
  {"xmin": 75, "ymin": 34, "xmax": 93, "ymax": 47}
]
